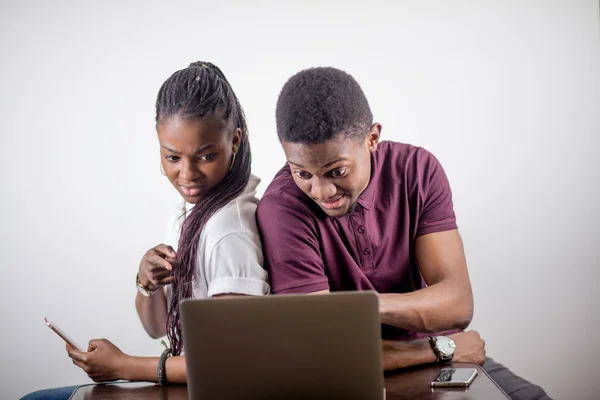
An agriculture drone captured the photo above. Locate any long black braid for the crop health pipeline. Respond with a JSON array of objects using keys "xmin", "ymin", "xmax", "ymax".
[{"xmin": 155, "ymin": 61, "xmax": 251, "ymax": 356}]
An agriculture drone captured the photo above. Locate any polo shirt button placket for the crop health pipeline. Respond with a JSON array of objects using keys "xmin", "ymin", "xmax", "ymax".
[{"xmin": 350, "ymin": 208, "xmax": 374, "ymax": 270}]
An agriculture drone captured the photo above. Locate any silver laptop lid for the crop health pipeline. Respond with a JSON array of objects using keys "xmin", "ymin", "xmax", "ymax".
[{"xmin": 181, "ymin": 291, "xmax": 384, "ymax": 400}]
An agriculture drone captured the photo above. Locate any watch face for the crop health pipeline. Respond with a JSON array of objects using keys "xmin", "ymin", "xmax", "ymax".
[{"xmin": 437, "ymin": 336, "xmax": 456, "ymax": 356}]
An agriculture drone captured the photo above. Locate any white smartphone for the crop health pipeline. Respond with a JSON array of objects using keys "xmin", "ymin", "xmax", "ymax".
[
  {"xmin": 431, "ymin": 367, "xmax": 478, "ymax": 388},
  {"xmin": 44, "ymin": 318, "xmax": 84, "ymax": 352}
]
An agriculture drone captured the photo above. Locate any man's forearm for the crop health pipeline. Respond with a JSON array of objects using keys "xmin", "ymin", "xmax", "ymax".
[
  {"xmin": 383, "ymin": 330, "xmax": 486, "ymax": 371},
  {"xmin": 135, "ymin": 290, "xmax": 168, "ymax": 339},
  {"xmin": 382, "ymin": 339, "xmax": 437, "ymax": 371},
  {"xmin": 378, "ymin": 281, "xmax": 473, "ymax": 332}
]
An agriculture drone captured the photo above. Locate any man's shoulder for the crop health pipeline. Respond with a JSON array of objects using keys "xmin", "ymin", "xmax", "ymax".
[
  {"xmin": 259, "ymin": 165, "xmax": 316, "ymax": 212},
  {"xmin": 377, "ymin": 141, "xmax": 436, "ymax": 164},
  {"xmin": 262, "ymin": 165, "xmax": 296, "ymax": 196},
  {"xmin": 376, "ymin": 141, "xmax": 442, "ymax": 179}
]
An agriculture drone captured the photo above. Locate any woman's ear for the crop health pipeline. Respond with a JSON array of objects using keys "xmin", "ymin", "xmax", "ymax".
[{"xmin": 232, "ymin": 128, "xmax": 242, "ymax": 154}]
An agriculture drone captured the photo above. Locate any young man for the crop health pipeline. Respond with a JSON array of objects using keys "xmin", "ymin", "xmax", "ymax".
[{"xmin": 257, "ymin": 67, "xmax": 551, "ymax": 400}]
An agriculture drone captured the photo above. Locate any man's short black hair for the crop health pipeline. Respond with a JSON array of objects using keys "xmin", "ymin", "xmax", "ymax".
[{"xmin": 276, "ymin": 67, "xmax": 373, "ymax": 144}]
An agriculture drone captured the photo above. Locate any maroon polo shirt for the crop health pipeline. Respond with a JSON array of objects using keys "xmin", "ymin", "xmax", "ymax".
[{"xmin": 256, "ymin": 141, "xmax": 458, "ymax": 339}]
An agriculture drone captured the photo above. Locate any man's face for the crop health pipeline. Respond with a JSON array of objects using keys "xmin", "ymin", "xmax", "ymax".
[{"xmin": 281, "ymin": 125, "xmax": 380, "ymax": 217}]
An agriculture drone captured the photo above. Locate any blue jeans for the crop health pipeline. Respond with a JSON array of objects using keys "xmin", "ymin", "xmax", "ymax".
[{"xmin": 20, "ymin": 385, "xmax": 79, "ymax": 400}]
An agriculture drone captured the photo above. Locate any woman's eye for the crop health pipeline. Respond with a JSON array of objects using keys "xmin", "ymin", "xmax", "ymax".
[
  {"xmin": 199, "ymin": 154, "xmax": 215, "ymax": 162},
  {"xmin": 295, "ymin": 171, "xmax": 311, "ymax": 179},
  {"xmin": 165, "ymin": 155, "xmax": 180, "ymax": 162},
  {"xmin": 330, "ymin": 168, "xmax": 347, "ymax": 177}
]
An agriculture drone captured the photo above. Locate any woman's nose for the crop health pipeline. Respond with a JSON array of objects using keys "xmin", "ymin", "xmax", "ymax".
[{"xmin": 179, "ymin": 159, "xmax": 201, "ymax": 181}]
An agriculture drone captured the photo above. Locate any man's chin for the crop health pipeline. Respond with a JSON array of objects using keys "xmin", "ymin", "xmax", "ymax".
[
  {"xmin": 322, "ymin": 208, "xmax": 346, "ymax": 217},
  {"xmin": 320, "ymin": 201, "xmax": 357, "ymax": 217}
]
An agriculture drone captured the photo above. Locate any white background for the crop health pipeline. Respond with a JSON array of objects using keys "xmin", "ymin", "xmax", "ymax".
[{"xmin": 1, "ymin": 1, "xmax": 599, "ymax": 399}]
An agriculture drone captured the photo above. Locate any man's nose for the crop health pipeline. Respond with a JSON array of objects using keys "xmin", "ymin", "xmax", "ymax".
[{"xmin": 310, "ymin": 179, "xmax": 336, "ymax": 201}]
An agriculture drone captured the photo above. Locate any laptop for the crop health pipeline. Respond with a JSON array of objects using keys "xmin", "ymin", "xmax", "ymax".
[{"xmin": 181, "ymin": 291, "xmax": 385, "ymax": 400}]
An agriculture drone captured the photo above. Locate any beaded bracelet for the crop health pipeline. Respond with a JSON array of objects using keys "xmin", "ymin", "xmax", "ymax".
[{"xmin": 157, "ymin": 345, "xmax": 172, "ymax": 385}]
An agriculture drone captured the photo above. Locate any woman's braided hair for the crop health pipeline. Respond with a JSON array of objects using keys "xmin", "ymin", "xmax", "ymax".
[{"xmin": 155, "ymin": 62, "xmax": 251, "ymax": 355}]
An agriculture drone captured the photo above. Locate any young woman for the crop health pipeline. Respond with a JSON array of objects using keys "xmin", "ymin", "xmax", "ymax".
[{"xmin": 21, "ymin": 61, "xmax": 269, "ymax": 399}]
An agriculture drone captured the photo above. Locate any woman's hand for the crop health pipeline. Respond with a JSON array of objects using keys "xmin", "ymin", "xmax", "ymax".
[
  {"xmin": 138, "ymin": 244, "xmax": 176, "ymax": 290},
  {"xmin": 66, "ymin": 339, "xmax": 130, "ymax": 382}
]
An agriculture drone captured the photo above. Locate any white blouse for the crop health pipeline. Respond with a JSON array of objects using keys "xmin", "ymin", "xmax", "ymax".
[{"xmin": 164, "ymin": 174, "xmax": 270, "ymax": 299}]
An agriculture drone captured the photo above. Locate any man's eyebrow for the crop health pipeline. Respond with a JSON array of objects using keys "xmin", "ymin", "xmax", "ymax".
[
  {"xmin": 288, "ymin": 157, "xmax": 347, "ymax": 169},
  {"xmin": 322, "ymin": 158, "xmax": 346, "ymax": 168}
]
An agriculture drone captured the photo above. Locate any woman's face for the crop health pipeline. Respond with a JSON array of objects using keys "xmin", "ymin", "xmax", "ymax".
[{"xmin": 157, "ymin": 114, "xmax": 240, "ymax": 204}]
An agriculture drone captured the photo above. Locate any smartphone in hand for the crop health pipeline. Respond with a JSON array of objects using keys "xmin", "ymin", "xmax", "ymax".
[{"xmin": 44, "ymin": 318, "xmax": 84, "ymax": 352}]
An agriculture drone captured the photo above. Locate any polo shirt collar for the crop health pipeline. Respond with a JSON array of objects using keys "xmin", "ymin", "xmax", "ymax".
[{"xmin": 356, "ymin": 151, "xmax": 378, "ymax": 211}]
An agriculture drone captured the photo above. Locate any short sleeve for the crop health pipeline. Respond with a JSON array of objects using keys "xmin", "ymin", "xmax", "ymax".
[
  {"xmin": 256, "ymin": 194, "xmax": 330, "ymax": 294},
  {"xmin": 205, "ymin": 231, "xmax": 270, "ymax": 297},
  {"xmin": 416, "ymin": 151, "xmax": 458, "ymax": 236}
]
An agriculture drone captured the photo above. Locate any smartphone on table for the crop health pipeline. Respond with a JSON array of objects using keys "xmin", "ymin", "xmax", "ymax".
[
  {"xmin": 44, "ymin": 318, "xmax": 84, "ymax": 352},
  {"xmin": 431, "ymin": 367, "xmax": 478, "ymax": 388}
]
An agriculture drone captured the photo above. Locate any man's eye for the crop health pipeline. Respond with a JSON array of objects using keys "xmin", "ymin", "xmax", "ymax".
[
  {"xmin": 165, "ymin": 155, "xmax": 180, "ymax": 162},
  {"xmin": 330, "ymin": 168, "xmax": 347, "ymax": 177},
  {"xmin": 295, "ymin": 171, "xmax": 312, "ymax": 179}
]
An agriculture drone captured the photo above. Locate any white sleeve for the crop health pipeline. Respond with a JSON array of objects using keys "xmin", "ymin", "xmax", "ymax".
[{"xmin": 205, "ymin": 231, "xmax": 270, "ymax": 297}]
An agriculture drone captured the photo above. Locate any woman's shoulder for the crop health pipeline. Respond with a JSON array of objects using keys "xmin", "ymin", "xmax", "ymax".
[{"xmin": 202, "ymin": 174, "xmax": 261, "ymax": 243}]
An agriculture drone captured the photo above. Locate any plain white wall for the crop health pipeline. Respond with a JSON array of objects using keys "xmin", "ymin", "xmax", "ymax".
[{"xmin": 1, "ymin": 0, "xmax": 598, "ymax": 398}]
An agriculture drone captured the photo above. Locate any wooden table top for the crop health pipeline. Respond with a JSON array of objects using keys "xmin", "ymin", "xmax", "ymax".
[{"xmin": 70, "ymin": 362, "xmax": 509, "ymax": 400}]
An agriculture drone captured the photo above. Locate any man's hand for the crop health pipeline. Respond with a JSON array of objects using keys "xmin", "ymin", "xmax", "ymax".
[
  {"xmin": 381, "ymin": 329, "xmax": 486, "ymax": 371},
  {"xmin": 449, "ymin": 330, "xmax": 486, "ymax": 366},
  {"xmin": 66, "ymin": 339, "xmax": 130, "ymax": 382},
  {"xmin": 138, "ymin": 244, "xmax": 176, "ymax": 290}
]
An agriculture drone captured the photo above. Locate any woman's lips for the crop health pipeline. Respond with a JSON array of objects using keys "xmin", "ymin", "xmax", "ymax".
[{"xmin": 180, "ymin": 186, "xmax": 204, "ymax": 196}]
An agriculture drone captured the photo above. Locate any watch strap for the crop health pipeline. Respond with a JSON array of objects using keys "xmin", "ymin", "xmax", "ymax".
[
  {"xmin": 136, "ymin": 273, "xmax": 159, "ymax": 296},
  {"xmin": 427, "ymin": 336, "xmax": 442, "ymax": 363}
]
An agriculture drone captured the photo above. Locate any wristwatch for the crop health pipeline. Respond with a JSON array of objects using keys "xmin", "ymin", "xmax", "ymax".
[
  {"xmin": 427, "ymin": 336, "xmax": 455, "ymax": 363},
  {"xmin": 136, "ymin": 273, "xmax": 159, "ymax": 297}
]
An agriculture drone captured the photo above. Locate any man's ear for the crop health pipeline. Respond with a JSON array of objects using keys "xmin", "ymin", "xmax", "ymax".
[
  {"xmin": 232, "ymin": 128, "xmax": 242, "ymax": 154},
  {"xmin": 365, "ymin": 123, "xmax": 381, "ymax": 152}
]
